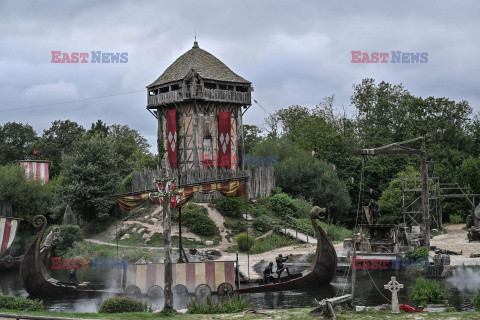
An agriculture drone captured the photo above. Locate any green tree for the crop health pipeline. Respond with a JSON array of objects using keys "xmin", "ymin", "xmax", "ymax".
[
  {"xmin": 243, "ymin": 125, "xmax": 262, "ymax": 154},
  {"xmin": 57, "ymin": 135, "xmax": 121, "ymax": 222},
  {"xmin": 457, "ymin": 155, "xmax": 480, "ymax": 195},
  {"xmin": 87, "ymin": 119, "xmax": 109, "ymax": 137},
  {"xmin": 108, "ymin": 124, "xmax": 155, "ymax": 176},
  {"xmin": 38, "ymin": 120, "xmax": 85, "ymax": 177},
  {"xmin": 275, "ymin": 152, "xmax": 351, "ymax": 223},
  {"xmin": 0, "ymin": 122, "xmax": 38, "ymax": 165},
  {"xmin": 275, "ymin": 105, "xmax": 311, "ymax": 136},
  {"xmin": 0, "ymin": 164, "xmax": 51, "ymax": 221}
]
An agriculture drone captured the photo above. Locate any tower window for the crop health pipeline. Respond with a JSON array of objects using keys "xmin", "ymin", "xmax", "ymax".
[{"xmin": 202, "ymin": 136, "xmax": 213, "ymax": 164}]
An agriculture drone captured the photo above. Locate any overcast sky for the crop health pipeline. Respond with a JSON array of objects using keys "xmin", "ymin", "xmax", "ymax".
[{"xmin": 1, "ymin": 1, "xmax": 479, "ymax": 152}]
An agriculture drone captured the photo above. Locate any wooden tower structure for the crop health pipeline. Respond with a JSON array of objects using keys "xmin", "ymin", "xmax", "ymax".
[{"xmin": 146, "ymin": 41, "xmax": 252, "ymax": 177}]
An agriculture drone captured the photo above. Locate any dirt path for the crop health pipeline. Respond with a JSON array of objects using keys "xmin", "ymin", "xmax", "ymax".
[{"xmin": 431, "ymin": 224, "xmax": 480, "ymax": 265}]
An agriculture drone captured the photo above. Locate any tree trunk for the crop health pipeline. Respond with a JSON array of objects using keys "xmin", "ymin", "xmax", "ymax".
[{"xmin": 163, "ymin": 195, "xmax": 173, "ymax": 312}]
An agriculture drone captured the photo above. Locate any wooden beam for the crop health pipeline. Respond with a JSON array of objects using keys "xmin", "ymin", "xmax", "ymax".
[{"xmin": 358, "ymin": 149, "xmax": 422, "ymax": 155}]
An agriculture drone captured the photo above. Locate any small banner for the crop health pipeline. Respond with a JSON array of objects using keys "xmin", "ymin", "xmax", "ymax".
[
  {"xmin": 0, "ymin": 218, "xmax": 19, "ymax": 254},
  {"xmin": 167, "ymin": 109, "xmax": 177, "ymax": 168},
  {"xmin": 218, "ymin": 111, "xmax": 231, "ymax": 168},
  {"xmin": 117, "ymin": 179, "xmax": 247, "ymax": 212}
]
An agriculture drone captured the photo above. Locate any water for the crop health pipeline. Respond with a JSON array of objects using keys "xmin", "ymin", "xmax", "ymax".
[{"xmin": 1, "ymin": 266, "xmax": 479, "ymax": 312}]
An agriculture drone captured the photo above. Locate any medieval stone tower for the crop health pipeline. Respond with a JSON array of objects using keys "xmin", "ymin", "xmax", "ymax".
[{"xmin": 147, "ymin": 41, "xmax": 252, "ymax": 176}]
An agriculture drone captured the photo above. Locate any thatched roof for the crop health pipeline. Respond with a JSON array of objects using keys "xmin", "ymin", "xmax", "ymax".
[{"xmin": 147, "ymin": 41, "xmax": 250, "ymax": 88}]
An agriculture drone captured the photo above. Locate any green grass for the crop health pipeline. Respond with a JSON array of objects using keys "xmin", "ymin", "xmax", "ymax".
[
  {"xmin": 227, "ymin": 232, "xmax": 299, "ymax": 254},
  {"xmin": 146, "ymin": 232, "xmax": 218, "ymax": 248},
  {"xmin": 63, "ymin": 240, "xmax": 163, "ymax": 263},
  {"xmin": 0, "ymin": 308, "xmax": 478, "ymax": 320}
]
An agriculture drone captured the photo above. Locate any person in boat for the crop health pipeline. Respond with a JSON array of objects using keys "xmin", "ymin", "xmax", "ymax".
[
  {"xmin": 263, "ymin": 262, "xmax": 275, "ymax": 284},
  {"xmin": 275, "ymin": 254, "xmax": 290, "ymax": 279},
  {"xmin": 68, "ymin": 269, "xmax": 79, "ymax": 286}
]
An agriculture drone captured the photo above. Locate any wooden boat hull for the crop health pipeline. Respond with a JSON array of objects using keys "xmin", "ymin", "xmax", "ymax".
[
  {"xmin": 19, "ymin": 215, "xmax": 114, "ymax": 298},
  {"xmin": 236, "ymin": 207, "xmax": 337, "ymax": 293}
]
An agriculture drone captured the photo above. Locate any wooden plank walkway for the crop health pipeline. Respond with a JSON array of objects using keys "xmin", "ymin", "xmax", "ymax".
[{"xmin": 279, "ymin": 228, "xmax": 317, "ymax": 244}]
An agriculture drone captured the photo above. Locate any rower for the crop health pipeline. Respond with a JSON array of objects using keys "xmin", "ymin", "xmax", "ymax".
[
  {"xmin": 276, "ymin": 254, "xmax": 290, "ymax": 279},
  {"xmin": 263, "ymin": 262, "xmax": 275, "ymax": 284},
  {"xmin": 68, "ymin": 269, "xmax": 79, "ymax": 286}
]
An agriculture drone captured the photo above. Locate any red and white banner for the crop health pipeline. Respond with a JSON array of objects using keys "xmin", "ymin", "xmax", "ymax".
[
  {"xmin": 218, "ymin": 111, "xmax": 231, "ymax": 168},
  {"xmin": 166, "ymin": 109, "xmax": 177, "ymax": 168},
  {"xmin": 0, "ymin": 218, "xmax": 18, "ymax": 254},
  {"xmin": 19, "ymin": 161, "xmax": 49, "ymax": 184}
]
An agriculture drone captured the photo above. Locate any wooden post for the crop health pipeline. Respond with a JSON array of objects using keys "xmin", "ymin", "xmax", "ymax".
[
  {"xmin": 163, "ymin": 191, "xmax": 173, "ymax": 312},
  {"xmin": 420, "ymin": 137, "xmax": 430, "ymax": 248},
  {"xmin": 178, "ymin": 206, "xmax": 184, "ymax": 263},
  {"xmin": 157, "ymin": 110, "xmax": 163, "ymax": 169}
]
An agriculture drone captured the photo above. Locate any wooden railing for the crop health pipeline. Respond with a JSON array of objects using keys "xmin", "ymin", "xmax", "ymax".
[{"xmin": 147, "ymin": 88, "xmax": 251, "ymax": 106}]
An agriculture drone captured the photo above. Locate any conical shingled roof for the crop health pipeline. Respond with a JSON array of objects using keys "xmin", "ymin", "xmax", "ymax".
[{"xmin": 147, "ymin": 41, "xmax": 250, "ymax": 88}]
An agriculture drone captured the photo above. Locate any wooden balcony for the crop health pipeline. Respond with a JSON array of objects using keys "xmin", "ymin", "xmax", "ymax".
[{"xmin": 147, "ymin": 88, "xmax": 251, "ymax": 107}]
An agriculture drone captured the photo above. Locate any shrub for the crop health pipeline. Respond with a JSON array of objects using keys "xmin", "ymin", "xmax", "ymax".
[
  {"xmin": 449, "ymin": 214, "xmax": 464, "ymax": 224},
  {"xmin": 0, "ymin": 295, "xmax": 44, "ymax": 311},
  {"xmin": 187, "ymin": 293, "xmax": 250, "ymax": 314},
  {"xmin": 98, "ymin": 297, "xmax": 146, "ymax": 313},
  {"xmin": 215, "ymin": 196, "xmax": 244, "ymax": 217},
  {"xmin": 293, "ymin": 197, "xmax": 312, "ymax": 219},
  {"xmin": 252, "ymin": 215, "xmax": 271, "ymax": 233},
  {"xmin": 410, "ymin": 277, "xmax": 445, "ymax": 307},
  {"xmin": 474, "ymin": 289, "xmax": 480, "ymax": 311},
  {"xmin": 236, "ymin": 233, "xmax": 255, "ymax": 252},
  {"xmin": 272, "ymin": 187, "xmax": 283, "ymax": 195},
  {"xmin": 45, "ymin": 225, "xmax": 84, "ymax": 257},
  {"xmin": 182, "ymin": 204, "xmax": 219, "ymax": 236},
  {"xmin": 224, "ymin": 218, "xmax": 247, "ymax": 234},
  {"xmin": 267, "ymin": 193, "xmax": 296, "ymax": 219},
  {"xmin": 248, "ymin": 233, "xmax": 297, "ymax": 254},
  {"xmin": 404, "ymin": 246, "xmax": 429, "ymax": 260}
]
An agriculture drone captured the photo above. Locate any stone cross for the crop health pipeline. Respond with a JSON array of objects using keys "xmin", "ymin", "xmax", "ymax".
[{"xmin": 384, "ymin": 276, "xmax": 403, "ymax": 313}]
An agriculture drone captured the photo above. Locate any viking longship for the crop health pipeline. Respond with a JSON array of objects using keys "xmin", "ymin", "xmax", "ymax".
[
  {"xmin": 123, "ymin": 207, "xmax": 337, "ymax": 298},
  {"xmin": 19, "ymin": 215, "xmax": 113, "ymax": 297},
  {"xmin": 0, "ymin": 216, "xmax": 21, "ymax": 270}
]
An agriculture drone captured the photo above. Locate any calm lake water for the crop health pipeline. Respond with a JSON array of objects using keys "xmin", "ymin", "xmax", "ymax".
[{"xmin": 1, "ymin": 265, "xmax": 479, "ymax": 312}]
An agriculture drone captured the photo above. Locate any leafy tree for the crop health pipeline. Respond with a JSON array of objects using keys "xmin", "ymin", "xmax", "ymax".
[
  {"xmin": 38, "ymin": 120, "xmax": 85, "ymax": 177},
  {"xmin": 57, "ymin": 135, "xmax": 121, "ymax": 222},
  {"xmin": 243, "ymin": 125, "xmax": 262, "ymax": 154},
  {"xmin": 275, "ymin": 152, "xmax": 351, "ymax": 223},
  {"xmin": 0, "ymin": 122, "xmax": 38, "ymax": 165},
  {"xmin": 378, "ymin": 166, "xmax": 438, "ymax": 224},
  {"xmin": 457, "ymin": 155, "xmax": 480, "ymax": 195},
  {"xmin": 107, "ymin": 124, "xmax": 155, "ymax": 176},
  {"xmin": 275, "ymin": 105, "xmax": 311, "ymax": 136},
  {"xmin": 0, "ymin": 164, "xmax": 51, "ymax": 221},
  {"xmin": 87, "ymin": 119, "xmax": 109, "ymax": 137}
]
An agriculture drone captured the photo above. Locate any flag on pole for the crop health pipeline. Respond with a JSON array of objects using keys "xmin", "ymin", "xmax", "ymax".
[
  {"xmin": 332, "ymin": 164, "xmax": 336, "ymax": 170},
  {"xmin": 370, "ymin": 188, "xmax": 373, "ymax": 194},
  {"xmin": 33, "ymin": 148, "xmax": 36, "ymax": 156},
  {"xmin": 311, "ymin": 150, "xmax": 315, "ymax": 158},
  {"xmin": 351, "ymin": 177, "xmax": 354, "ymax": 184}
]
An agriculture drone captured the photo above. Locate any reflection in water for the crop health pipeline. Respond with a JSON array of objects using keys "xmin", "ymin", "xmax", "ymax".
[{"xmin": 1, "ymin": 266, "xmax": 479, "ymax": 312}]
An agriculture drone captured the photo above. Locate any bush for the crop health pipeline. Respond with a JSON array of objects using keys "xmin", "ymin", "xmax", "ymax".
[
  {"xmin": 252, "ymin": 215, "xmax": 271, "ymax": 233},
  {"xmin": 404, "ymin": 246, "xmax": 429, "ymax": 260},
  {"xmin": 449, "ymin": 214, "xmax": 464, "ymax": 224},
  {"xmin": 267, "ymin": 193, "xmax": 296, "ymax": 219},
  {"xmin": 182, "ymin": 204, "xmax": 219, "ymax": 236},
  {"xmin": 272, "ymin": 187, "xmax": 283, "ymax": 195},
  {"xmin": 410, "ymin": 277, "xmax": 446, "ymax": 307},
  {"xmin": 236, "ymin": 233, "xmax": 255, "ymax": 252},
  {"xmin": 293, "ymin": 197, "xmax": 312, "ymax": 219},
  {"xmin": 98, "ymin": 297, "xmax": 146, "ymax": 313},
  {"xmin": 215, "ymin": 196, "xmax": 244, "ymax": 217},
  {"xmin": 0, "ymin": 295, "xmax": 44, "ymax": 311},
  {"xmin": 224, "ymin": 218, "xmax": 247, "ymax": 234},
  {"xmin": 248, "ymin": 233, "xmax": 297, "ymax": 254},
  {"xmin": 187, "ymin": 293, "xmax": 250, "ymax": 314},
  {"xmin": 46, "ymin": 225, "xmax": 84, "ymax": 257},
  {"xmin": 474, "ymin": 289, "xmax": 480, "ymax": 311}
]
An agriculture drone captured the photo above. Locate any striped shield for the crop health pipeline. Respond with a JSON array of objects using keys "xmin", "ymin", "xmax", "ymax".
[{"xmin": 0, "ymin": 217, "xmax": 19, "ymax": 254}]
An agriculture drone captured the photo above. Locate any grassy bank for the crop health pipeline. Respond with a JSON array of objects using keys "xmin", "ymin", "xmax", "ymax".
[{"xmin": 0, "ymin": 308, "xmax": 478, "ymax": 320}]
